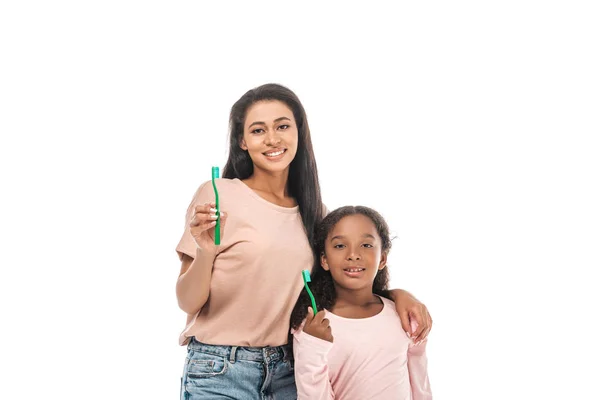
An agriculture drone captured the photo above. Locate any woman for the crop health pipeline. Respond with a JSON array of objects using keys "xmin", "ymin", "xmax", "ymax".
[{"xmin": 176, "ymin": 83, "xmax": 432, "ymax": 399}]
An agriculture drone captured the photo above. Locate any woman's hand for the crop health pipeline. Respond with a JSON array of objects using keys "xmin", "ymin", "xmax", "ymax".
[
  {"xmin": 302, "ymin": 308, "xmax": 334, "ymax": 343},
  {"xmin": 392, "ymin": 289, "xmax": 432, "ymax": 343},
  {"xmin": 189, "ymin": 202, "xmax": 228, "ymax": 253}
]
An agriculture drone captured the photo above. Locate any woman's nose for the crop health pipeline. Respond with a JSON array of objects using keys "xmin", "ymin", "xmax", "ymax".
[{"xmin": 264, "ymin": 129, "xmax": 281, "ymax": 146}]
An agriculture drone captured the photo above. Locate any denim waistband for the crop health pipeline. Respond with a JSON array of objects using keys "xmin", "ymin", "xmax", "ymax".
[{"xmin": 188, "ymin": 337, "xmax": 293, "ymax": 364}]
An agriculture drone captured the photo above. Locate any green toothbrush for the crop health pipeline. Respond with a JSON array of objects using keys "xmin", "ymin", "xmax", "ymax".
[
  {"xmin": 211, "ymin": 166, "xmax": 220, "ymax": 245},
  {"xmin": 302, "ymin": 269, "xmax": 317, "ymax": 315}
]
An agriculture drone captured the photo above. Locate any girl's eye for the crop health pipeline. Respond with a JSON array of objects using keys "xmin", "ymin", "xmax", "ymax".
[
  {"xmin": 362, "ymin": 243, "xmax": 374, "ymax": 248},
  {"xmin": 278, "ymin": 124, "xmax": 289, "ymax": 130},
  {"xmin": 251, "ymin": 128, "xmax": 265, "ymax": 134},
  {"xmin": 333, "ymin": 244, "xmax": 345, "ymax": 249}
]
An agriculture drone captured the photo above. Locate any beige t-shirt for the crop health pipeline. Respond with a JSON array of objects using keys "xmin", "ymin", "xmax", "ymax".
[{"xmin": 176, "ymin": 178, "xmax": 314, "ymax": 347}]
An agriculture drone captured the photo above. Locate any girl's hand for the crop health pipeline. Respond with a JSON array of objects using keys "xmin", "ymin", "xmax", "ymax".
[
  {"xmin": 302, "ymin": 307, "xmax": 333, "ymax": 343},
  {"xmin": 189, "ymin": 202, "xmax": 227, "ymax": 253}
]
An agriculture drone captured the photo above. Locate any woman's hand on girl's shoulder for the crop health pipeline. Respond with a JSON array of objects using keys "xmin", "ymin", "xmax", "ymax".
[{"xmin": 391, "ymin": 290, "xmax": 432, "ymax": 343}]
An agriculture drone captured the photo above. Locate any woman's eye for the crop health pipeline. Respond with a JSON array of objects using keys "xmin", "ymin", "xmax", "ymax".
[
  {"xmin": 251, "ymin": 128, "xmax": 265, "ymax": 134},
  {"xmin": 278, "ymin": 124, "xmax": 289, "ymax": 130}
]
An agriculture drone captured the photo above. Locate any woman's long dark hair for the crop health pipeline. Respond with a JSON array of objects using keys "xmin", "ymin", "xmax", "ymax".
[
  {"xmin": 290, "ymin": 206, "xmax": 393, "ymax": 330},
  {"xmin": 222, "ymin": 83, "xmax": 323, "ymax": 244}
]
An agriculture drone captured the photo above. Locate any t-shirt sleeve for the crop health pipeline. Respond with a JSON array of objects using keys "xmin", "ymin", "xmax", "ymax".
[
  {"xmin": 175, "ymin": 181, "xmax": 214, "ymax": 261},
  {"xmin": 407, "ymin": 332, "xmax": 432, "ymax": 399},
  {"xmin": 292, "ymin": 321, "xmax": 335, "ymax": 400}
]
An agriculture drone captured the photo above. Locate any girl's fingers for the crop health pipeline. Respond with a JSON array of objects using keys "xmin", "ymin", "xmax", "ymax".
[{"xmin": 306, "ymin": 307, "xmax": 315, "ymax": 323}]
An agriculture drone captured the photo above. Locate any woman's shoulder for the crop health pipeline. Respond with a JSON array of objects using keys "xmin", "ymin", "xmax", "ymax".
[
  {"xmin": 187, "ymin": 178, "xmax": 243, "ymax": 204},
  {"xmin": 195, "ymin": 177, "xmax": 239, "ymax": 187},
  {"xmin": 212, "ymin": 177, "xmax": 242, "ymax": 190},
  {"xmin": 193, "ymin": 178, "xmax": 242, "ymax": 194}
]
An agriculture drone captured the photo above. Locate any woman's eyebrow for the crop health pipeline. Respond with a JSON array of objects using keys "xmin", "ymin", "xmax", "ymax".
[{"xmin": 248, "ymin": 116, "xmax": 291, "ymax": 129}]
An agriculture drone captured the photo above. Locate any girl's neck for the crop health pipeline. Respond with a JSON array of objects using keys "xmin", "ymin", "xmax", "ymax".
[{"xmin": 330, "ymin": 285, "xmax": 383, "ymax": 319}]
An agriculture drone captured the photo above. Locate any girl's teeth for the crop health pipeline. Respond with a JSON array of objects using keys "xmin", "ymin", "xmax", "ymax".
[{"xmin": 266, "ymin": 150, "xmax": 284, "ymax": 156}]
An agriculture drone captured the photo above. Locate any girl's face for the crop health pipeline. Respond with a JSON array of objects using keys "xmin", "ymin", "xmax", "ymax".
[
  {"xmin": 321, "ymin": 214, "xmax": 387, "ymax": 291},
  {"xmin": 240, "ymin": 100, "xmax": 299, "ymax": 176}
]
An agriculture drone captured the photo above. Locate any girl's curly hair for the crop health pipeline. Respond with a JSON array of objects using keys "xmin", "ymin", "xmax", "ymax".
[{"xmin": 290, "ymin": 205, "xmax": 393, "ymax": 330}]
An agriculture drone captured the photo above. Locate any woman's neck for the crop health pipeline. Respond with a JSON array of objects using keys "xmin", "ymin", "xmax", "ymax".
[{"xmin": 244, "ymin": 168, "xmax": 290, "ymax": 199}]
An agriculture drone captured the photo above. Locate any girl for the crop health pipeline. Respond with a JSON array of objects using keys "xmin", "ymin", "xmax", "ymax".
[
  {"xmin": 291, "ymin": 206, "xmax": 432, "ymax": 400},
  {"xmin": 176, "ymin": 84, "xmax": 432, "ymax": 399}
]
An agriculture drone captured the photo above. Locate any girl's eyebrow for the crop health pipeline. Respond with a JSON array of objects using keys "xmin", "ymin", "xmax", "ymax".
[{"xmin": 330, "ymin": 233, "xmax": 375, "ymax": 241}]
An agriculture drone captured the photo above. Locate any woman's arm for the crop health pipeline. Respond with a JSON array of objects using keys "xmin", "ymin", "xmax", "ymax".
[
  {"xmin": 389, "ymin": 289, "xmax": 432, "ymax": 342},
  {"xmin": 176, "ymin": 247, "xmax": 216, "ymax": 315}
]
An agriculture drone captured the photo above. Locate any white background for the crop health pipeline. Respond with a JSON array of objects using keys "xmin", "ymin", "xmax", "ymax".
[{"xmin": 1, "ymin": 1, "xmax": 599, "ymax": 399}]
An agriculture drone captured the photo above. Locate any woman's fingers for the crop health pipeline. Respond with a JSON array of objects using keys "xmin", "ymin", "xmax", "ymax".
[
  {"xmin": 399, "ymin": 309, "xmax": 413, "ymax": 337},
  {"xmin": 194, "ymin": 202, "xmax": 216, "ymax": 213},
  {"xmin": 414, "ymin": 306, "xmax": 432, "ymax": 342},
  {"xmin": 190, "ymin": 214, "xmax": 217, "ymax": 227},
  {"xmin": 408, "ymin": 304, "xmax": 432, "ymax": 342},
  {"xmin": 190, "ymin": 203, "xmax": 219, "ymax": 227},
  {"xmin": 219, "ymin": 211, "xmax": 228, "ymax": 226},
  {"xmin": 415, "ymin": 327, "xmax": 431, "ymax": 344},
  {"xmin": 190, "ymin": 220, "xmax": 216, "ymax": 233}
]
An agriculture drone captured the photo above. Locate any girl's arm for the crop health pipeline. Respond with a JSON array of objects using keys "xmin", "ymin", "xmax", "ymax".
[
  {"xmin": 292, "ymin": 330, "xmax": 335, "ymax": 400},
  {"xmin": 389, "ymin": 289, "xmax": 432, "ymax": 342},
  {"xmin": 408, "ymin": 339, "xmax": 432, "ymax": 400}
]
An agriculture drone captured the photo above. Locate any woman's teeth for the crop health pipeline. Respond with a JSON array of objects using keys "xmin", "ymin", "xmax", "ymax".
[{"xmin": 265, "ymin": 150, "xmax": 285, "ymax": 157}]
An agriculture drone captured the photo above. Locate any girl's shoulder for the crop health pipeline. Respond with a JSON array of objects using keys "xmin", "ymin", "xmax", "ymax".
[{"xmin": 378, "ymin": 296, "xmax": 400, "ymax": 316}]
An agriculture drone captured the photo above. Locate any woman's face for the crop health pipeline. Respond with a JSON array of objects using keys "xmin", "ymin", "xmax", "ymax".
[{"xmin": 240, "ymin": 100, "xmax": 299, "ymax": 176}]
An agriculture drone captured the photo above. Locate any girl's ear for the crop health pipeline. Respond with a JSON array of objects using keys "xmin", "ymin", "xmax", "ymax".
[
  {"xmin": 378, "ymin": 252, "xmax": 388, "ymax": 271},
  {"xmin": 239, "ymin": 137, "xmax": 248, "ymax": 151},
  {"xmin": 320, "ymin": 252, "xmax": 330, "ymax": 271}
]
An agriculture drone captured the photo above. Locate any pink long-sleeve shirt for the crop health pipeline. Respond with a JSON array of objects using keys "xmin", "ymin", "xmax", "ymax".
[{"xmin": 292, "ymin": 296, "xmax": 432, "ymax": 400}]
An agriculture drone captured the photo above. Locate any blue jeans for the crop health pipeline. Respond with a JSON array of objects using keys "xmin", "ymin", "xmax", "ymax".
[{"xmin": 180, "ymin": 338, "xmax": 297, "ymax": 399}]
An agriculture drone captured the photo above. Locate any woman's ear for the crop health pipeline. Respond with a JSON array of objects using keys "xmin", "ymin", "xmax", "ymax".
[
  {"xmin": 320, "ymin": 253, "xmax": 330, "ymax": 271},
  {"xmin": 239, "ymin": 137, "xmax": 247, "ymax": 151},
  {"xmin": 378, "ymin": 252, "xmax": 388, "ymax": 271}
]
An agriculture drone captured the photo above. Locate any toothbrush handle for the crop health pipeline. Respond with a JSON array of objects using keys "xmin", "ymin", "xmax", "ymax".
[
  {"xmin": 304, "ymin": 283, "xmax": 318, "ymax": 315},
  {"xmin": 211, "ymin": 167, "xmax": 220, "ymax": 245}
]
